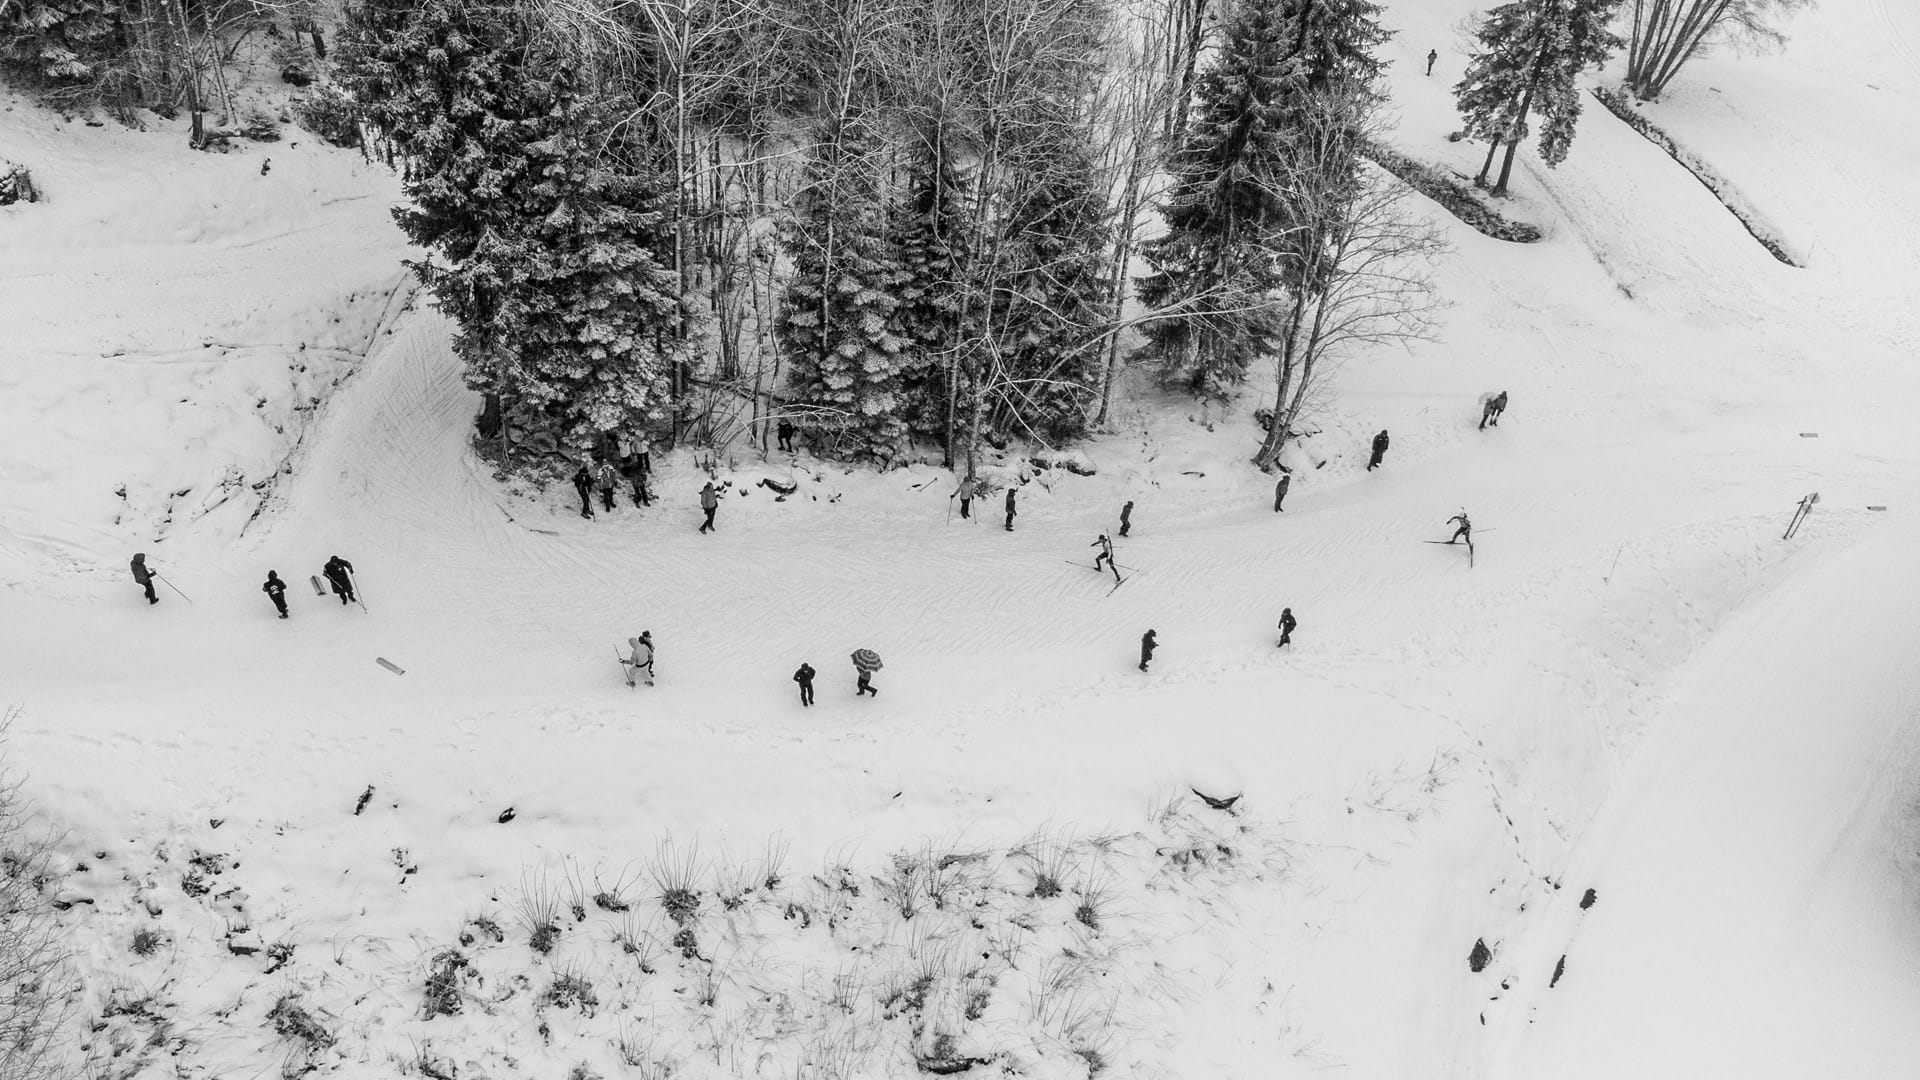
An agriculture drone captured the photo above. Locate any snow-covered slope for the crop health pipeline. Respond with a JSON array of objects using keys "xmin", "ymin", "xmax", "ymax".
[{"xmin": 3, "ymin": 0, "xmax": 1919, "ymax": 1075}]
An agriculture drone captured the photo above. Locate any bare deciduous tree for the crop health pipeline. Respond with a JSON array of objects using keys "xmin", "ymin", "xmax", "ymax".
[
  {"xmin": 0, "ymin": 707, "xmax": 73, "ymax": 1080},
  {"xmin": 1624, "ymin": 0, "xmax": 1814, "ymax": 99}
]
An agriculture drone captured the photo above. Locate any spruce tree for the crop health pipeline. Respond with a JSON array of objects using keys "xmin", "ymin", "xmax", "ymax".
[
  {"xmin": 778, "ymin": 112, "xmax": 911, "ymax": 461},
  {"xmin": 1136, "ymin": 0, "xmax": 1298, "ymax": 399},
  {"xmin": 338, "ymin": 0, "xmax": 686, "ymax": 450},
  {"xmin": 892, "ymin": 136, "xmax": 968, "ymax": 442},
  {"xmin": 990, "ymin": 130, "xmax": 1114, "ymax": 443},
  {"xmin": 1455, "ymin": 0, "xmax": 1623, "ymax": 196}
]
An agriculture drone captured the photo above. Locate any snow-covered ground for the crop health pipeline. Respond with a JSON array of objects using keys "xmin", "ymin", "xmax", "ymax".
[{"xmin": 3, "ymin": 1, "xmax": 1918, "ymax": 1076}]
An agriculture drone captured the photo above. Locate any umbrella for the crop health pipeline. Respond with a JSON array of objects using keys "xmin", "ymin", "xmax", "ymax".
[{"xmin": 851, "ymin": 648, "xmax": 884, "ymax": 672}]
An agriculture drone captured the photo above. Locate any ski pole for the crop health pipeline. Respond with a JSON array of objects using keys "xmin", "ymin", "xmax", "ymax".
[
  {"xmin": 156, "ymin": 574, "xmax": 193, "ymax": 604},
  {"xmin": 348, "ymin": 569, "xmax": 368, "ymax": 612}
]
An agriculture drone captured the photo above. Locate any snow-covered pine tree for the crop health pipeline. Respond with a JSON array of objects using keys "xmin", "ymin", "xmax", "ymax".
[
  {"xmin": 989, "ymin": 128, "xmax": 1115, "ymax": 443},
  {"xmin": 1454, "ymin": 0, "xmax": 1623, "ymax": 196},
  {"xmin": 1136, "ymin": 0, "xmax": 1298, "ymax": 399},
  {"xmin": 778, "ymin": 110, "xmax": 911, "ymax": 462},
  {"xmin": 339, "ymin": 0, "xmax": 686, "ymax": 451},
  {"xmin": 892, "ymin": 133, "xmax": 969, "ymax": 443},
  {"xmin": 0, "ymin": 0, "xmax": 126, "ymax": 85}
]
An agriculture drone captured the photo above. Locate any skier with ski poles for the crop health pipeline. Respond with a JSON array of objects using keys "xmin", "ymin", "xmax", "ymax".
[
  {"xmin": 570, "ymin": 463, "xmax": 595, "ymax": 519},
  {"xmin": 1446, "ymin": 510, "xmax": 1472, "ymax": 546},
  {"xmin": 625, "ymin": 631, "xmax": 655, "ymax": 686},
  {"xmin": 323, "ymin": 555, "xmax": 358, "ymax": 606},
  {"xmin": 262, "ymin": 570, "xmax": 289, "ymax": 619},
  {"xmin": 1091, "ymin": 533, "xmax": 1121, "ymax": 583},
  {"xmin": 952, "ymin": 475, "xmax": 977, "ymax": 520},
  {"xmin": 130, "ymin": 552, "xmax": 159, "ymax": 605}
]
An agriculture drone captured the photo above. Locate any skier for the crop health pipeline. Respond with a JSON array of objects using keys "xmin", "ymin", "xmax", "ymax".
[
  {"xmin": 855, "ymin": 660, "xmax": 877, "ymax": 698},
  {"xmin": 1139, "ymin": 629, "xmax": 1158, "ymax": 672},
  {"xmin": 793, "ymin": 662, "xmax": 816, "ymax": 706},
  {"xmin": 597, "ymin": 460, "xmax": 620, "ymax": 512},
  {"xmin": 572, "ymin": 463, "xmax": 595, "ymax": 519},
  {"xmin": 1446, "ymin": 509, "xmax": 1473, "ymax": 546},
  {"xmin": 777, "ymin": 419, "xmax": 796, "ymax": 453},
  {"xmin": 953, "ymin": 475, "xmax": 977, "ymax": 519},
  {"xmin": 1119, "ymin": 500, "xmax": 1134, "ymax": 538},
  {"xmin": 698, "ymin": 481, "xmax": 719, "ymax": 534},
  {"xmin": 1273, "ymin": 472, "xmax": 1291, "ymax": 512},
  {"xmin": 626, "ymin": 631, "xmax": 655, "ymax": 686},
  {"xmin": 1367, "ymin": 430, "xmax": 1390, "ymax": 471},
  {"xmin": 130, "ymin": 553, "xmax": 158, "ymax": 605},
  {"xmin": 1277, "ymin": 607, "xmax": 1297, "ymax": 648},
  {"xmin": 1004, "ymin": 486, "xmax": 1018, "ymax": 531},
  {"xmin": 1478, "ymin": 390, "xmax": 1508, "ymax": 430},
  {"xmin": 1426, "ymin": 48, "xmax": 1438, "ymax": 76},
  {"xmin": 262, "ymin": 570, "xmax": 289, "ymax": 619},
  {"xmin": 1091, "ymin": 533, "xmax": 1121, "ymax": 583},
  {"xmin": 322, "ymin": 555, "xmax": 357, "ymax": 605}
]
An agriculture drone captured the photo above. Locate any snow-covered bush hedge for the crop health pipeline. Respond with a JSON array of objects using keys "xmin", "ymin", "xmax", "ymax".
[
  {"xmin": 1590, "ymin": 86, "xmax": 1803, "ymax": 267},
  {"xmin": 1362, "ymin": 142, "xmax": 1543, "ymax": 244},
  {"xmin": 0, "ymin": 159, "xmax": 37, "ymax": 205}
]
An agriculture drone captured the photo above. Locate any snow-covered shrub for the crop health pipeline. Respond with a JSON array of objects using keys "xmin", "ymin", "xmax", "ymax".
[
  {"xmin": 292, "ymin": 83, "xmax": 360, "ymax": 149},
  {"xmin": 0, "ymin": 708, "xmax": 73, "ymax": 1079},
  {"xmin": 0, "ymin": 160, "xmax": 37, "ymax": 205},
  {"xmin": 1361, "ymin": 142, "xmax": 1544, "ymax": 243}
]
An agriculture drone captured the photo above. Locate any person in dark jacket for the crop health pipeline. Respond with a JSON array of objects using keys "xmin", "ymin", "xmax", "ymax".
[
  {"xmin": 1119, "ymin": 500, "xmax": 1134, "ymax": 537},
  {"xmin": 323, "ymin": 555, "xmax": 357, "ymax": 604},
  {"xmin": 627, "ymin": 460, "xmax": 652, "ymax": 507},
  {"xmin": 793, "ymin": 662, "xmax": 816, "ymax": 706},
  {"xmin": 1367, "ymin": 430, "xmax": 1390, "ymax": 471},
  {"xmin": 856, "ymin": 663, "xmax": 877, "ymax": 697},
  {"xmin": 1426, "ymin": 48, "xmax": 1438, "ymax": 75},
  {"xmin": 1277, "ymin": 607, "xmax": 1297, "ymax": 648},
  {"xmin": 1091, "ymin": 533, "xmax": 1120, "ymax": 582},
  {"xmin": 262, "ymin": 570, "xmax": 289, "ymax": 618},
  {"xmin": 572, "ymin": 464, "xmax": 595, "ymax": 519},
  {"xmin": 698, "ymin": 481, "xmax": 719, "ymax": 534},
  {"xmin": 777, "ymin": 419, "xmax": 796, "ymax": 453},
  {"xmin": 1139, "ymin": 629, "xmax": 1158, "ymax": 672},
  {"xmin": 130, "ymin": 553, "xmax": 158, "ymax": 605},
  {"xmin": 953, "ymin": 476, "xmax": 977, "ymax": 519},
  {"xmin": 1004, "ymin": 486, "xmax": 1018, "ymax": 531},
  {"xmin": 1273, "ymin": 472, "xmax": 1291, "ymax": 512},
  {"xmin": 597, "ymin": 460, "xmax": 620, "ymax": 512}
]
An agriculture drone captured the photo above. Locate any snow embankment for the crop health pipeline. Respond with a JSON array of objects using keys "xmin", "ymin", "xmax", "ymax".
[{"xmin": 1494, "ymin": 521, "xmax": 1920, "ymax": 1078}]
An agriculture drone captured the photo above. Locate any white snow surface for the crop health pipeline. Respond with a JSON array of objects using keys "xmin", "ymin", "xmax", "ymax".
[{"xmin": 2, "ymin": 0, "xmax": 1919, "ymax": 1076}]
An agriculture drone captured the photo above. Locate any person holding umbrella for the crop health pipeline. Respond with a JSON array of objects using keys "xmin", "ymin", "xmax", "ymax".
[{"xmin": 852, "ymin": 648, "xmax": 882, "ymax": 697}]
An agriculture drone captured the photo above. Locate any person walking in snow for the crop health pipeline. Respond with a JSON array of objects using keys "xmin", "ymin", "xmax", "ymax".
[
  {"xmin": 1277, "ymin": 607, "xmax": 1297, "ymax": 649},
  {"xmin": 1139, "ymin": 629, "xmax": 1158, "ymax": 672},
  {"xmin": 698, "ymin": 481, "xmax": 719, "ymax": 534},
  {"xmin": 323, "ymin": 555, "xmax": 357, "ymax": 605},
  {"xmin": 1273, "ymin": 472, "xmax": 1291, "ymax": 512},
  {"xmin": 1479, "ymin": 390, "xmax": 1508, "ymax": 430},
  {"xmin": 572, "ymin": 463, "xmax": 596, "ymax": 519},
  {"xmin": 1091, "ymin": 533, "xmax": 1121, "ymax": 583},
  {"xmin": 130, "ymin": 552, "xmax": 158, "ymax": 605},
  {"xmin": 597, "ymin": 460, "xmax": 620, "ymax": 512},
  {"xmin": 1426, "ymin": 48, "xmax": 1438, "ymax": 76},
  {"xmin": 636, "ymin": 439, "xmax": 653, "ymax": 478},
  {"xmin": 953, "ymin": 475, "xmax": 977, "ymax": 519},
  {"xmin": 1446, "ymin": 510, "xmax": 1473, "ymax": 546},
  {"xmin": 1004, "ymin": 485, "xmax": 1018, "ymax": 531},
  {"xmin": 262, "ymin": 570, "xmax": 289, "ymax": 619},
  {"xmin": 1119, "ymin": 500, "xmax": 1134, "ymax": 538},
  {"xmin": 626, "ymin": 458, "xmax": 652, "ymax": 507},
  {"xmin": 855, "ymin": 661, "xmax": 877, "ymax": 697},
  {"xmin": 626, "ymin": 631, "xmax": 655, "ymax": 686},
  {"xmin": 777, "ymin": 419, "xmax": 797, "ymax": 454},
  {"xmin": 793, "ymin": 662, "xmax": 816, "ymax": 706},
  {"xmin": 1367, "ymin": 430, "xmax": 1390, "ymax": 471}
]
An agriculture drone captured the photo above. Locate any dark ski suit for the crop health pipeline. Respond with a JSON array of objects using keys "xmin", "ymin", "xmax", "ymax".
[
  {"xmin": 1092, "ymin": 534, "xmax": 1120, "ymax": 582},
  {"xmin": 1004, "ymin": 487, "xmax": 1018, "ymax": 531},
  {"xmin": 130, "ymin": 554, "xmax": 158, "ymax": 604},
  {"xmin": 1277, "ymin": 608, "xmax": 1297, "ymax": 648},
  {"xmin": 573, "ymin": 465, "xmax": 595, "ymax": 518},
  {"xmin": 1367, "ymin": 431, "xmax": 1390, "ymax": 471},
  {"xmin": 263, "ymin": 572, "xmax": 289, "ymax": 618},
  {"xmin": 1139, "ymin": 630, "xmax": 1158, "ymax": 672},
  {"xmin": 323, "ymin": 556, "xmax": 356, "ymax": 603},
  {"xmin": 794, "ymin": 663, "xmax": 816, "ymax": 706},
  {"xmin": 1120, "ymin": 501, "xmax": 1134, "ymax": 537},
  {"xmin": 777, "ymin": 420, "xmax": 796, "ymax": 453},
  {"xmin": 1274, "ymin": 473, "xmax": 1291, "ymax": 512},
  {"xmin": 1447, "ymin": 513, "xmax": 1472, "ymax": 545}
]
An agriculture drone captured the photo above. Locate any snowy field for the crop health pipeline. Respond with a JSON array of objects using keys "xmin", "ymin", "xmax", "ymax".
[{"xmin": 3, "ymin": 1, "xmax": 1920, "ymax": 1076}]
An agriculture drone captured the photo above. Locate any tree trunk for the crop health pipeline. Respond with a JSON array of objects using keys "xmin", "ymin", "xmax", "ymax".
[
  {"xmin": 1475, "ymin": 134, "xmax": 1501, "ymax": 187},
  {"xmin": 1490, "ymin": 79, "xmax": 1538, "ymax": 195},
  {"xmin": 1252, "ymin": 291, "xmax": 1309, "ymax": 470}
]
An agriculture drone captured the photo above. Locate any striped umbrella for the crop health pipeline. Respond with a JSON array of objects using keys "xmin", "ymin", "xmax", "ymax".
[{"xmin": 850, "ymin": 648, "xmax": 883, "ymax": 672}]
